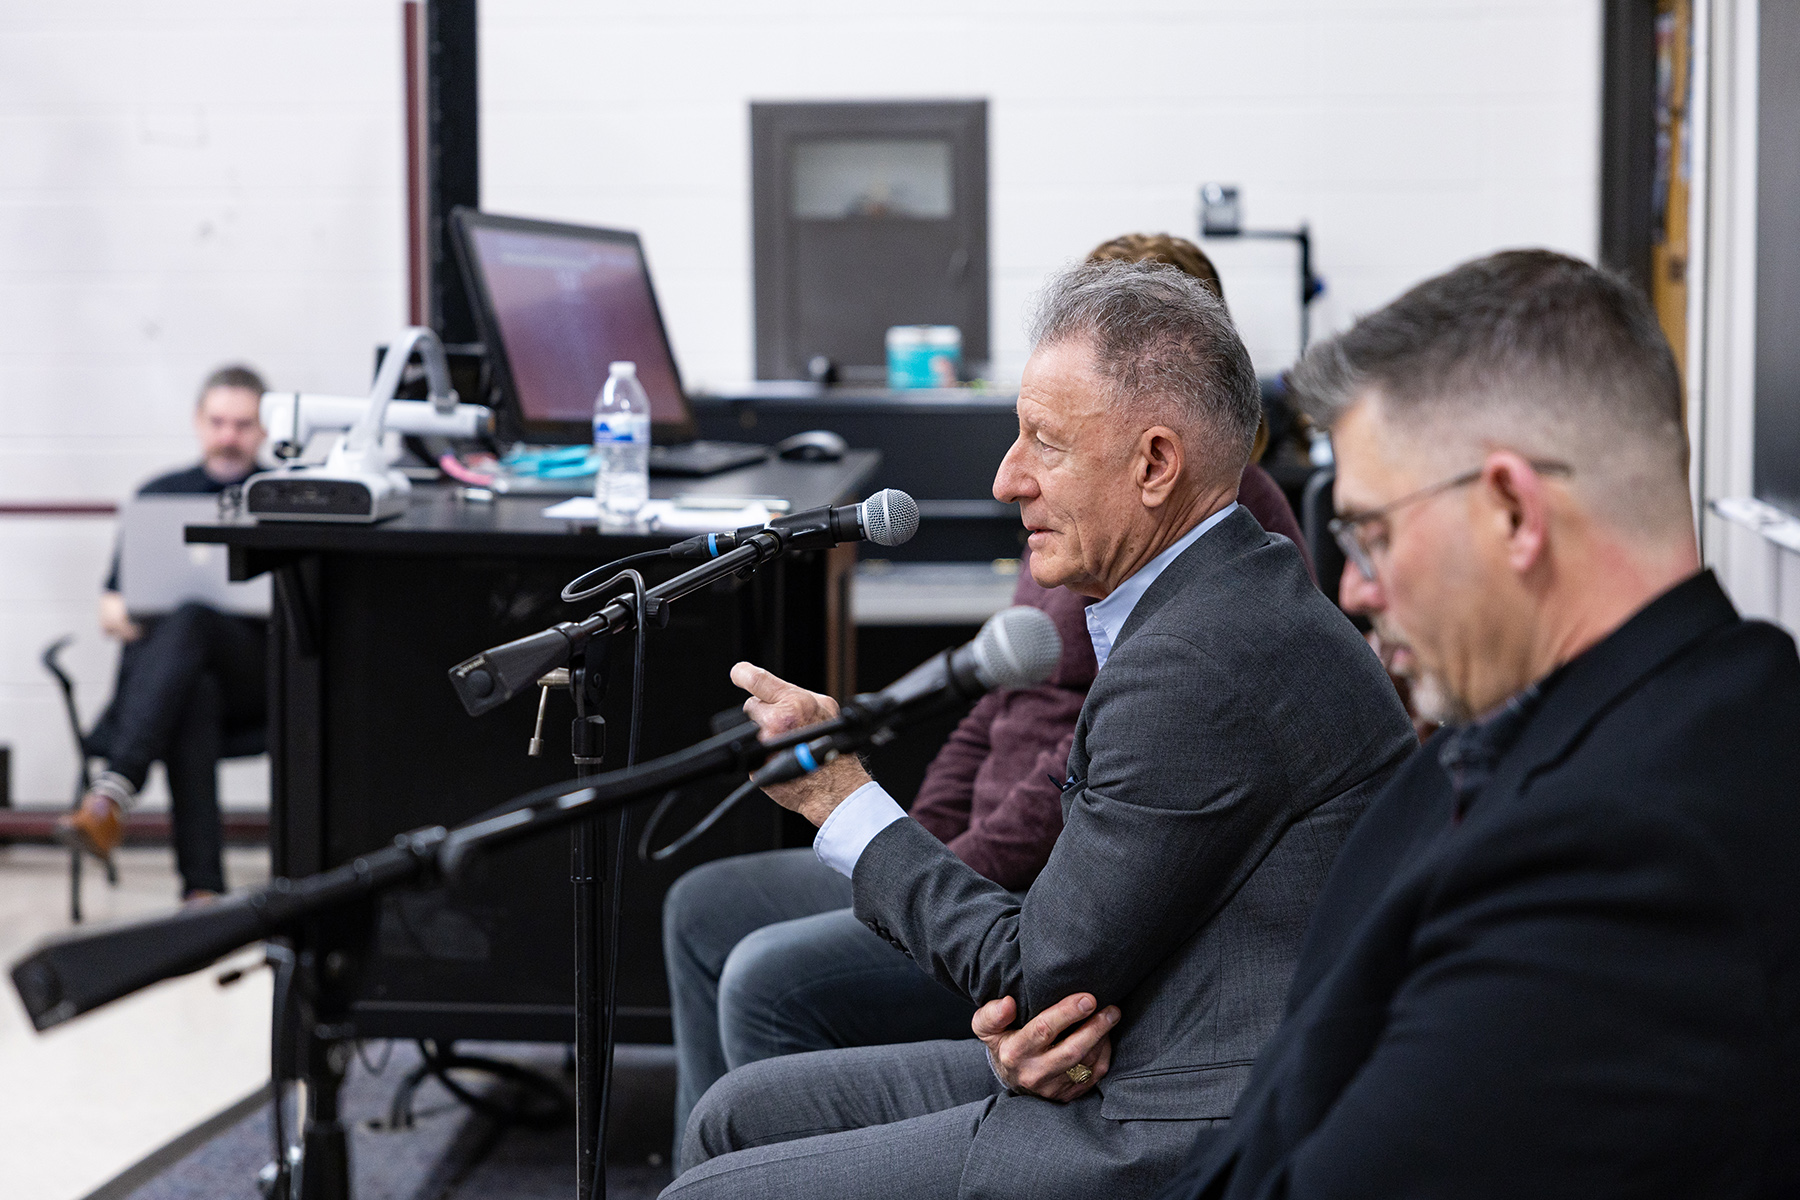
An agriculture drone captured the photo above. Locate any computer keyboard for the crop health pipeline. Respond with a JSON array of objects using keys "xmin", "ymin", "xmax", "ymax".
[{"xmin": 648, "ymin": 440, "xmax": 770, "ymax": 477}]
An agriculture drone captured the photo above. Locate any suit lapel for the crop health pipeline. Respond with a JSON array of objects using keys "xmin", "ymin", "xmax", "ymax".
[{"xmin": 1064, "ymin": 506, "xmax": 1269, "ymax": 815}]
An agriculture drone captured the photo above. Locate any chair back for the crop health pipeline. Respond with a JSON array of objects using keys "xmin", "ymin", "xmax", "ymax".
[{"xmin": 1301, "ymin": 467, "xmax": 1346, "ymax": 610}]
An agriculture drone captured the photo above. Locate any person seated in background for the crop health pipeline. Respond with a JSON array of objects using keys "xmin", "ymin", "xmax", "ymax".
[
  {"xmin": 662, "ymin": 260, "xmax": 1414, "ymax": 1200},
  {"xmin": 58, "ymin": 365, "xmax": 271, "ymax": 902},
  {"xmin": 987, "ymin": 250, "xmax": 1800, "ymax": 1198},
  {"xmin": 660, "ymin": 234, "xmax": 1313, "ymax": 1158}
]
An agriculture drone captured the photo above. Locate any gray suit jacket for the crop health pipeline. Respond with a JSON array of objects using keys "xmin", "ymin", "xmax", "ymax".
[{"xmin": 853, "ymin": 507, "xmax": 1417, "ymax": 1196}]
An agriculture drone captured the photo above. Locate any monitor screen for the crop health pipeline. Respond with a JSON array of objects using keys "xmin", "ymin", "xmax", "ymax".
[{"xmin": 454, "ymin": 211, "xmax": 692, "ymax": 442}]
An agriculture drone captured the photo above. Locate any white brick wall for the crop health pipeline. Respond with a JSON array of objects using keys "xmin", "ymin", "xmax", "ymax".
[
  {"xmin": 0, "ymin": 0, "xmax": 1604, "ymax": 803},
  {"xmin": 482, "ymin": 0, "xmax": 1601, "ymax": 382},
  {"xmin": 0, "ymin": 0, "xmax": 404, "ymax": 803}
]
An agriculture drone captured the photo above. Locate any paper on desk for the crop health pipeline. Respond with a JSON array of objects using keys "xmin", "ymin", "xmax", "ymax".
[{"xmin": 542, "ymin": 496, "xmax": 773, "ymax": 533}]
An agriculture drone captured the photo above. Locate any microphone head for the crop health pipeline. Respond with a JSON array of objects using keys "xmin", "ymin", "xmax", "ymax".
[
  {"xmin": 859, "ymin": 489, "xmax": 920, "ymax": 547},
  {"xmin": 971, "ymin": 605, "xmax": 1062, "ymax": 690}
]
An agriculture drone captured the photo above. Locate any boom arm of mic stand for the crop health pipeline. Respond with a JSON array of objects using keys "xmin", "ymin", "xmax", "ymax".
[
  {"xmin": 11, "ymin": 827, "xmax": 448, "ymax": 1032},
  {"xmin": 9, "ymin": 723, "xmax": 776, "ymax": 1033},
  {"xmin": 447, "ymin": 532, "xmax": 783, "ymax": 716},
  {"xmin": 436, "ymin": 721, "xmax": 770, "ymax": 875}
]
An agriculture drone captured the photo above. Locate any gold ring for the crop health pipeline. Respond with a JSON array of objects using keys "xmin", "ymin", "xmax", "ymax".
[{"xmin": 1065, "ymin": 1064, "xmax": 1093, "ymax": 1085}]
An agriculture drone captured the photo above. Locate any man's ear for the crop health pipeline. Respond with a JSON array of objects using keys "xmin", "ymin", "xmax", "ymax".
[
  {"xmin": 1137, "ymin": 427, "xmax": 1184, "ymax": 508},
  {"xmin": 1481, "ymin": 450, "xmax": 1550, "ymax": 574}
]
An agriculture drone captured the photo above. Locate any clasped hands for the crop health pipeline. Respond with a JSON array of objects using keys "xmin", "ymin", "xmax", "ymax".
[
  {"xmin": 973, "ymin": 992, "xmax": 1119, "ymax": 1102},
  {"xmin": 733, "ymin": 662, "xmax": 1121, "ymax": 1103}
]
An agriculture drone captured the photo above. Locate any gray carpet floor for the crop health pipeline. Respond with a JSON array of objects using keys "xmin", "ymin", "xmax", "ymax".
[{"xmin": 109, "ymin": 1043, "xmax": 676, "ymax": 1200}]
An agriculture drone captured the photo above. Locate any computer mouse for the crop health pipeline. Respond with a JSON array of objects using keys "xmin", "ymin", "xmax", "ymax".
[{"xmin": 775, "ymin": 429, "xmax": 848, "ymax": 462}]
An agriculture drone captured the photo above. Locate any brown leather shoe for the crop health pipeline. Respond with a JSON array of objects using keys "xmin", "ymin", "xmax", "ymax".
[
  {"xmin": 56, "ymin": 792, "xmax": 124, "ymax": 862},
  {"xmin": 182, "ymin": 889, "xmax": 220, "ymax": 907}
]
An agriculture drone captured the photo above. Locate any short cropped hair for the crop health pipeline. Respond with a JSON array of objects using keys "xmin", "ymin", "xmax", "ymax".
[
  {"xmin": 1289, "ymin": 249, "xmax": 1690, "ymax": 535},
  {"xmin": 1029, "ymin": 260, "xmax": 1261, "ymax": 472},
  {"xmin": 198, "ymin": 364, "xmax": 266, "ymax": 407},
  {"xmin": 1087, "ymin": 234, "xmax": 1227, "ymax": 311}
]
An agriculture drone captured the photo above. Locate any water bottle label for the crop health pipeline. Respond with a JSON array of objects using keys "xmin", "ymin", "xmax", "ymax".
[{"xmin": 592, "ymin": 419, "xmax": 644, "ymax": 444}]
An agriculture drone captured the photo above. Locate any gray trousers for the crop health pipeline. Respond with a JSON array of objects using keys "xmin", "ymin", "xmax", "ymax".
[
  {"xmin": 664, "ymin": 1038, "xmax": 1226, "ymax": 1200},
  {"xmin": 662, "ymin": 850, "xmax": 978, "ymax": 1159},
  {"xmin": 664, "ymin": 1039, "xmax": 1002, "ymax": 1199}
]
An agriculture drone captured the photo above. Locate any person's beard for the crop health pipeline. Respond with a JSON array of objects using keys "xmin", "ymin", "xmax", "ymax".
[
  {"xmin": 1406, "ymin": 670, "xmax": 1469, "ymax": 727},
  {"xmin": 204, "ymin": 448, "xmax": 255, "ymax": 482},
  {"xmin": 1372, "ymin": 617, "xmax": 1471, "ymax": 726}
]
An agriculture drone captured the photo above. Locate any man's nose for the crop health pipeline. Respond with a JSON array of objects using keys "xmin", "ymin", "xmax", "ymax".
[
  {"xmin": 1338, "ymin": 558, "xmax": 1384, "ymax": 615},
  {"xmin": 993, "ymin": 441, "xmax": 1032, "ymax": 504}
]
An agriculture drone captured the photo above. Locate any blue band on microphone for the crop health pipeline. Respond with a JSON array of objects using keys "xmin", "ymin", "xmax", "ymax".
[
  {"xmin": 706, "ymin": 533, "xmax": 720, "ymax": 558},
  {"xmin": 793, "ymin": 742, "xmax": 818, "ymax": 773}
]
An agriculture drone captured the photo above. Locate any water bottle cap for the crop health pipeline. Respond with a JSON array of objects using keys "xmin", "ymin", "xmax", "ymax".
[{"xmin": 609, "ymin": 361, "xmax": 637, "ymax": 376}]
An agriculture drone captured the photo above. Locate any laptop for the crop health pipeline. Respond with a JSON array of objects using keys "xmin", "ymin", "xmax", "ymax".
[
  {"xmin": 119, "ymin": 495, "xmax": 271, "ymax": 619},
  {"xmin": 450, "ymin": 208, "xmax": 769, "ymax": 492}
]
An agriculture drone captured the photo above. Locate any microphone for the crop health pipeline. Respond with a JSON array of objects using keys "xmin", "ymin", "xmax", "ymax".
[
  {"xmin": 670, "ymin": 489, "xmax": 919, "ymax": 559},
  {"xmin": 449, "ymin": 491, "xmax": 919, "ymax": 718},
  {"xmin": 751, "ymin": 605, "xmax": 1062, "ymax": 787}
]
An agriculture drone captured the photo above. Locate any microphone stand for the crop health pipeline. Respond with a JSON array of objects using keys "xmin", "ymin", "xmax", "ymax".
[
  {"xmin": 568, "ymin": 649, "xmax": 610, "ymax": 1200},
  {"xmin": 448, "ymin": 530, "xmax": 785, "ymax": 718},
  {"xmin": 442, "ymin": 522, "xmax": 789, "ymax": 1199},
  {"xmin": 10, "ymin": 687, "xmax": 968, "ymax": 1200},
  {"xmin": 11, "ymin": 720, "xmax": 780, "ymax": 1200}
]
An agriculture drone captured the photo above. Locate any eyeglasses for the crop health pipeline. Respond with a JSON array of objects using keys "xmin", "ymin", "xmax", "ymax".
[{"xmin": 1328, "ymin": 459, "xmax": 1574, "ymax": 582}]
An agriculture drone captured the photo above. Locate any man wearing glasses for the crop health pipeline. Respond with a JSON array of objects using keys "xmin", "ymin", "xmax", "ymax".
[{"xmin": 983, "ymin": 249, "xmax": 1800, "ymax": 1197}]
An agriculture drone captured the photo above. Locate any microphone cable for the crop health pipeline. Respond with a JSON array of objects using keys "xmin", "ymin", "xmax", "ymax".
[
  {"xmin": 561, "ymin": 549, "xmax": 671, "ymax": 603},
  {"xmin": 602, "ymin": 565, "xmax": 644, "ymax": 1200},
  {"xmin": 636, "ymin": 776, "xmax": 761, "ymax": 864},
  {"xmin": 559, "ymin": 564, "xmax": 648, "ymax": 1200}
]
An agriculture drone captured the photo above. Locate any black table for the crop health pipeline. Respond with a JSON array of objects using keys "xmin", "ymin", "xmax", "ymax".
[
  {"xmin": 692, "ymin": 385, "xmax": 1025, "ymax": 562},
  {"xmin": 189, "ymin": 453, "xmax": 876, "ymax": 1044}
]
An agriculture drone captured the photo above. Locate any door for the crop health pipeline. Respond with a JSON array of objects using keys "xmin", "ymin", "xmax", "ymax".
[{"xmin": 753, "ymin": 100, "xmax": 989, "ymax": 382}]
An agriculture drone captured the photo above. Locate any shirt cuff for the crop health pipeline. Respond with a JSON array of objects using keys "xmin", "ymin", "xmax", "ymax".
[{"xmin": 812, "ymin": 781, "xmax": 907, "ymax": 878}]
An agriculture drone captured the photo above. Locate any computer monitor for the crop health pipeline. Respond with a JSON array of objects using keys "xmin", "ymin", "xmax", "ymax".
[{"xmin": 451, "ymin": 208, "xmax": 696, "ymax": 444}]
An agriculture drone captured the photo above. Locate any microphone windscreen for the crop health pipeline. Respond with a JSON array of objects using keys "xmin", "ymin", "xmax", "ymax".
[
  {"xmin": 860, "ymin": 489, "xmax": 920, "ymax": 547},
  {"xmin": 971, "ymin": 606, "xmax": 1061, "ymax": 690}
]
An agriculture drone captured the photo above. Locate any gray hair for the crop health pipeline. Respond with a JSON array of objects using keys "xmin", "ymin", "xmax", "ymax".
[
  {"xmin": 1029, "ymin": 260, "xmax": 1260, "ymax": 471},
  {"xmin": 1289, "ymin": 249, "xmax": 1690, "ymax": 536},
  {"xmin": 198, "ymin": 363, "xmax": 267, "ymax": 406}
]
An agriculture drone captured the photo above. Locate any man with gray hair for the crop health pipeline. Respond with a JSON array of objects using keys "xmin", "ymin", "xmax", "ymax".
[
  {"xmin": 659, "ymin": 261, "xmax": 1415, "ymax": 1199},
  {"xmin": 997, "ymin": 249, "xmax": 1800, "ymax": 1197}
]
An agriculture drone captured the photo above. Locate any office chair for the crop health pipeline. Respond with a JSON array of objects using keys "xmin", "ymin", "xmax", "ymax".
[
  {"xmin": 1301, "ymin": 467, "xmax": 1347, "ymax": 609},
  {"xmin": 42, "ymin": 636, "xmax": 115, "ymax": 922},
  {"xmin": 42, "ymin": 636, "xmax": 266, "ymax": 922}
]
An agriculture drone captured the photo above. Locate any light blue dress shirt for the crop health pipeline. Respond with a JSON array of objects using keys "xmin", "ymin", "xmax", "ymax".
[
  {"xmin": 811, "ymin": 502, "xmax": 1240, "ymax": 879},
  {"xmin": 1083, "ymin": 502, "xmax": 1237, "ymax": 672}
]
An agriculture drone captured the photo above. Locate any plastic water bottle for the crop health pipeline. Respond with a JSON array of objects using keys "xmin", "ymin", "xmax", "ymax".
[{"xmin": 594, "ymin": 361, "xmax": 650, "ymax": 520}]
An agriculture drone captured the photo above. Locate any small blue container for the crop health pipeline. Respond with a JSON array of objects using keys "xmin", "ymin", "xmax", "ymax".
[{"xmin": 886, "ymin": 325, "xmax": 961, "ymax": 389}]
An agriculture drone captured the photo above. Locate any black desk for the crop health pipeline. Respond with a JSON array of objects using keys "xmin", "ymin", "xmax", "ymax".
[
  {"xmin": 692, "ymin": 385, "xmax": 1024, "ymax": 562},
  {"xmin": 190, "ymin": 453, "xmax": 876, "ymax": 1043}
]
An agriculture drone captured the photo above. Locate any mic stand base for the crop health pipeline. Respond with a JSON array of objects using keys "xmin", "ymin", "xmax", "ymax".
[
  {"xmin": 279, "ymin": 946, "xmax": 354, "ymax": 1200},
  {"xmin": 297, "ymin": 1033, "xmax": 350, "ymax": 1200}
]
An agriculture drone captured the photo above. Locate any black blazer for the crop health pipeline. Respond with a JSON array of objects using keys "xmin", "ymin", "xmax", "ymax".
[{"xmin": 1163, "ymin": 571, "xmax": 1800, "ymax": 1199}]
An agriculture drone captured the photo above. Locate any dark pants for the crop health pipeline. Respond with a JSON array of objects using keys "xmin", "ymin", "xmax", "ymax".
[{"xmin": 85, "ymin": 602, "xmax": 267, "ymax": 895}]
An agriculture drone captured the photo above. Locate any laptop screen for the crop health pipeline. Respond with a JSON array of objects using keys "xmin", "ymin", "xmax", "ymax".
[{"xmin": 453, "ymin": 210, "xmax": 693, "ymax": 443}]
